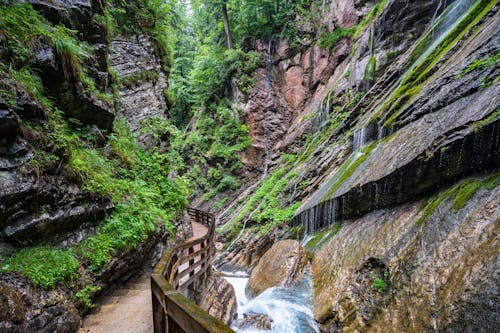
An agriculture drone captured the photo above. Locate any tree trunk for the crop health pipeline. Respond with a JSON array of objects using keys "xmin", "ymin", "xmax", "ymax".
[{"xmin": 221, "ymin": 3, "xmax": 233, "ymax": 49}]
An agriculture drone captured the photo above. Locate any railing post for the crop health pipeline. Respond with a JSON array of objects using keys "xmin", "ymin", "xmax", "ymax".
[{"xmin": 151, "ymin": 207, "xmax": 233, "ymax": 333}]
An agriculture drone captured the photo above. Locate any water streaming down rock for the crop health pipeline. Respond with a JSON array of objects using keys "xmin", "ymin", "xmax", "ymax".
[
  {"xmin": 362, "ymin": 27, "xmax": 376, "ymax": 92},
  {"xmin": 313, "ymin": 91, "xmax": 332, "ymax": 133},
  {"xmin": 352, "ymin": 126, "xmax": 367, "ymax": 152},
  {"xmin": 224, "ymin": 270, "xmax": 319, "ymax": 333},
  {"xmin": 261, "ymin": 37, "xmax": 275, "ymax": 178},
  {"xmin": 290, "ymin": 0, "xmax": 489, "ymax": 235},
  {"xmin": 361, "ymin": 0, "xmax": 479, "ymax": 135}
]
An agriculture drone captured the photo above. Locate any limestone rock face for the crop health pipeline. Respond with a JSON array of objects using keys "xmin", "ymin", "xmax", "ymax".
[
  {"xmin": 215, "ymin": 228, "xmax": 275, "ymax": 272},
  {"xmin": 312, "ymin": 185, "xmax": 500, "ymax": 332},
  {"xmin": 0, "ymin": 1, "xmax": 178, "ymax": 331},
  {"xmin": 246, "ymin": 239, "xmax": 308, "ymax": 298},
  {"xmin": 195, "ymin": 273, "xmax": 237, "ymax": 325},
  {"xmin": 0, "ymin": 276, "xmax": 80, "ymax": 333},
  {"xmin": 109, "ymin": 35, "xmax": 169, "ymax": 146}
]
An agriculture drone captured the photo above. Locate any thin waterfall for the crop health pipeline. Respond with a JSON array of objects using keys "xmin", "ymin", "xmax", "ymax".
[
  {"xmin": 293, "ymin": 0, "xmax": 480, "ymax": 235},
  {"xmin": 314, "ymin": 91, "xmax": 332, "ymax": 133},
  {"xmin": 261, "ymin": 36, "xmax": 275, "ymax": 178},
  {"xmin": 352, "ymin": 126, "xmax": 367, "ymax": 152}
]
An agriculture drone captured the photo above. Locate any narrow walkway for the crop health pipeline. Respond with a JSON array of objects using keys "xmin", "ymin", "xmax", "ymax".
[
  {"xmin": 188, "ymin": 221, "xmax": 208, "ymax": 241},
  {"xmin": 79, "ymin": 273, "xmax": 153, "ymax": 333},
  {"xmin": 80, "ymin": 221, "xmax": 208, "ymax": 333}
]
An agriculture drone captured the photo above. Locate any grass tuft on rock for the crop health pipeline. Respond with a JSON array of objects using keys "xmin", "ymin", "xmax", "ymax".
[{"xmin": 2, "ymin": 247, "xmax": 79, "ymax": 289}]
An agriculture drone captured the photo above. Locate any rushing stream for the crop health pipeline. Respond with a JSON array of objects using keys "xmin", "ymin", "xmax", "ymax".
[{"xmin": 223, "ymin": 270, "xmax": 320, "ymax": 333}]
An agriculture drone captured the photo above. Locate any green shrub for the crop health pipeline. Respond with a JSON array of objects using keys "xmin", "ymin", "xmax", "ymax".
[
  {"xmin": 317, "ymin": 27, "xmax": 356, "ymax": 50},
  {"xmin": 2, "ymin": 247, "xmax": 79, "ymax": 289},
  {"xmin": 75, "ymin": 285, "xmax": 101, "ymax": 310},
  {"xmin": 51, "ymin": 25, "xmax": 91, "ymax": 81}
]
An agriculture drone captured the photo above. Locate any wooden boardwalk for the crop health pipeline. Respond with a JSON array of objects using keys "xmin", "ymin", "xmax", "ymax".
[
  {"xmin": 80, "ymin": 220, "xmax": 209, "ymax": 333},
  {"xmin": 187, "ymin": 221, "xmax": 208, "ymax": 242}
]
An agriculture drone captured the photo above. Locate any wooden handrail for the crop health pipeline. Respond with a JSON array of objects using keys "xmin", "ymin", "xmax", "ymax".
[{"xmin": 151, "ymin": 207, "xmax": 234, "ymax": 333}]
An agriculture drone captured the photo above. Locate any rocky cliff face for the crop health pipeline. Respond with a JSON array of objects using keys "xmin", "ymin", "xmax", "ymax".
[
  {"xmin": 109, "ymin": 35, "xmax": 170, "ymax": 145},
  {"xmin": 193, "ymin": 272, "xmax": 238, "ymax": 326},
  {"xmin": 0, "ymin": 1, "xmax": 179, "ymax": 331},
  {"xmin": 0, "ymin": 0, "xmax": 114, "ymax": 248},
  {"xmin": 215, "ymin": 0, "xmax": 499, "ymax": 332},
  {"xmin": 312, "ymin": 178, "xmax": 499, "ymax": 332}
]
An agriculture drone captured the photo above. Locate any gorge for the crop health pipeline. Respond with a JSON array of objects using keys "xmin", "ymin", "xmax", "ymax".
[{"xmin": 1, "ymin": 0, "xmax": 499, "ymax": 332}]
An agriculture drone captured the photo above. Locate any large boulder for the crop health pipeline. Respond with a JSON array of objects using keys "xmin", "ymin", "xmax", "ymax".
[
  {"xmin": 195, "ymin": 273, "xmax": 237, "ymax": 325},
  {"xmin": 246, "ymin": 239, "xmax": 308, "ymax": 298}
]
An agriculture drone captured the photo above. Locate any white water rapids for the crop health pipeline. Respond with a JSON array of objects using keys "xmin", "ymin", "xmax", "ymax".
[{"xmin": 223, "ymin": 270, "xmax": 320, "ymax": 333}]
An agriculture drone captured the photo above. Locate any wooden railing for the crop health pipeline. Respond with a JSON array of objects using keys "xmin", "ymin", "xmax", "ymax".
[{"xmin": 151, "ymin": 208, "xmax": 234, "ymax": 333}]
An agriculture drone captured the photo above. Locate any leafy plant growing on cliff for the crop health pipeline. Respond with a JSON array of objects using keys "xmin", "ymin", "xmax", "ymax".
[
  {"xmin": 373, "ymin": 276, "xmax": 388, "ymax": 292},
  {"xmin": 70, "ymin": 119, "xmax": 187, "ymax": 271},
  {"xmin": 317, "ymin": 27, "xmax": 356, "ymax": 50},
  {"xmin": 2, "ymin": 247, "xmax": 79, "ymax": 289},
  {"xmin": 75, "ymin": 285, "xmax": 101, "ymax": 310},
  {"xmin": 0, "ymin": 3, "xmax": 110, "ymax": 105}
]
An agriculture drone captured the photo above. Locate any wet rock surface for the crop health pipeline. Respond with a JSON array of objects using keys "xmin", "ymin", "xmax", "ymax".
[
  {"xmin": 109, "ymin": 35, "xmax": 170, "ymax": 146},
  {"xmin": 214, "ymin": 229, "xmax": 276, "ymax": 272},
  {"xmin": 312, "ymin": 183, "xmax": 500, "ymax": 332},
  {"xmin": 246, "ymin": 239, "xmax": 308, "ymax": 298},
  {"xmin": 0, "ymin": 275, "xmax": 80, "ymax": 333},
  {"xmin": 193, "ymin": 272, "xmax": 237, "ymax": 325},
  {"xmin": 0, "ymin": 168, "xmax": 113, "ymax": 245},
  {"xmin": 291, "ymin": 5, "xmax": 500, "ymax": 233},
  {"xmin": 236, "ymin": 312, "xmax": 273, "ymax": 330}
]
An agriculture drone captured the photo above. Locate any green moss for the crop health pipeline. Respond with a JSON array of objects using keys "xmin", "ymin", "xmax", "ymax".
[
  {"xmin": 222, "ymin": 168, "xmax": 301, "ymax": 237},
  {"xmin": 373, "ymin": 276, "xmax": 388, "ymax": 292},
  {"xmin": 353, "ymin": 0, "xmax": 388, "ymax": 39},
  {"xmin": 121, "ymin": 70, "xmax": 160, "ymax": 88},
  {"xmin": 386, "ymin": 49, "xmax": 401, "ymax": 59},
  {"xmin": 455, "ymin": 51, "xmax": 500, "ymax": 79},
  {"xmin": 363, "ymin": 56, "xmax": 377, "ymax": 85},
  {"xmin": 213, "ymin": 197, "xmax": 229, "ymax": 210},
  {"xmin": 453, "ymin": 173, "xmax": 500, "ymax": 212},
  {"xmin": 317, "ymin": 27, "xmax": 356, "ymax": 50},
  {"xmin": 452, "ymin": 180, "xmax": 483, "ymax": 212},
  {"xmin": 471, "ymin": 108, "xmax": 500, "ymax": 132},
  {"xmin": 370, "ymin": 0, "xmax": 496, "ymax": 127},
  {"xmin": 288, "ymin": 225, "xmax": 305, "ymax": 240},
  {"xmin": 305, "ymin": 222, "xmax": 342, "ymax": 252},
  {"xmin": 322, "ymin": 141, "xmax": 378, "ymax": 201},
  {"xmin": 416, "ymin": 173, "xmax": 500, "ymax": 226},
  {"xmin": 2, "ymin": 247, "xmax": 79, "ymax": 289},
  {"xmin": 416, "ymin": 186, "xmax": 456, "ymax": 226}
]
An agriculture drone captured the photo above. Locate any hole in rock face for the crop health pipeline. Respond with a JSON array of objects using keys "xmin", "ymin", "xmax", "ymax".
[{"xmin": 347, "ymin": 258, "xmax": 391, "ymax": 322}]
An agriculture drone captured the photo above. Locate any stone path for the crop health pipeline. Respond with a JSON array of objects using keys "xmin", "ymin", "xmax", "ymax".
[
  {"xmin": 80, "ymin": 221, "xmax": 208, "ymax": 333},
  {"xmin": 79, "ymin": 273, "xmax": 153, "ymax": 333}
]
